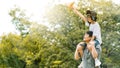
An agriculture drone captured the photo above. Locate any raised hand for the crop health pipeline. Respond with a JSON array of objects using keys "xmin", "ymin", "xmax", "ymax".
[{"xmin": 67, "ymin": 2, "xmax": 75, "ymax": 9}]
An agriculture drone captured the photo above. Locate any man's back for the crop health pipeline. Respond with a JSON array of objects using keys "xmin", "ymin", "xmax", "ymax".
[{"xmin": 81, "ymin": 44, "xmax": 102, "ymax": 68}]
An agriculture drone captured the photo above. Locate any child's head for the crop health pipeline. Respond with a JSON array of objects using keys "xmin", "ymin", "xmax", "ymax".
[{"xmin": 86, "ymin": 10, "xmax": 97, "ymax": 23}]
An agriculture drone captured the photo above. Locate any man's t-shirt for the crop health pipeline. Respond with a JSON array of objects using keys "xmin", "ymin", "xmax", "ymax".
[{"xmin": 85, "ymin": 22, "xmax": 102, "ymax": 44}]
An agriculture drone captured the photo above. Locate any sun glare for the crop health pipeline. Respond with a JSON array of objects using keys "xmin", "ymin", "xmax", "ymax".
[
  {"xmin": 0, "ymin": 0, "xmax": 119, "ymax": 35},
  {"xmin": 0, "ymin": 0, "xmax": 50, "ymax": 35}
]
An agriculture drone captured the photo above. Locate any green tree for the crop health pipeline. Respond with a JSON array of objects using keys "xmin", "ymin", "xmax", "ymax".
[
  {"xmin": 9, "ymin": 6, "xmax": 31, "ymax": 37},
  {"xmin": 0, "ymin": 0, "xmax": 120, "ymax": 68},
  {"xmin": 0, "ymin": 34, "xmax": 26, "ymax": 68}
]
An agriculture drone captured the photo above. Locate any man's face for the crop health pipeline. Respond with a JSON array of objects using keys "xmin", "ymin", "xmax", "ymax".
[{"xmin": 83, "ymin": 33, "xmax": 91, "ymax": 42}]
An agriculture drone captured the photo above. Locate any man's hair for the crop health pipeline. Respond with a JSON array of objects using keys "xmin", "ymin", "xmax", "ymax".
[
  {"xmin": 86, "ymin": 31, "xmax": 93, "ymax": 37},
  {"xmin": 86, "ymin": 10, "xmax": 97, "ymax": 21}
]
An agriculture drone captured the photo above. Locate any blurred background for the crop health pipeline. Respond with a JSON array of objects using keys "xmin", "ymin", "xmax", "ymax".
[{"xmin": 0, "ymin": 0, "xmax": 120, "ymax": 68}]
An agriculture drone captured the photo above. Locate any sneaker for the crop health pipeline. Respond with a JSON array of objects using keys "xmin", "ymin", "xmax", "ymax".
[{"xmin": 95, "ymin": 58, "xmax": 101, "ymax": 67}]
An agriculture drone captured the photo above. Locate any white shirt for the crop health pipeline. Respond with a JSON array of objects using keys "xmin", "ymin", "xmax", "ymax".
[{"xmin": 85, "ymin": 22, "xmax": 102, "ymax": 44}]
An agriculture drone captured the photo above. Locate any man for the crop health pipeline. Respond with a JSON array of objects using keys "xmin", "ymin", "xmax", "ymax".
[{"xmin": 74, "ymin": 31, "xmax": 101, "ymax": 68}]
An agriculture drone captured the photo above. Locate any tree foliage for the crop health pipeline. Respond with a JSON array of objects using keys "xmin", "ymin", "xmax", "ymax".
[{"xmin": 0, "ymin": 0, "xmax": 120, "ymax": 68}]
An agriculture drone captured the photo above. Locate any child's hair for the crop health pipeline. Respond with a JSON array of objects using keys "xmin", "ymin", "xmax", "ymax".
[
  {"xmin": 86, "ymin": 31, "xmax": 93, "ymax": 37},
  {"xmin": 86, "ymin": 10, "xmax": 97, "ymax": 21}
]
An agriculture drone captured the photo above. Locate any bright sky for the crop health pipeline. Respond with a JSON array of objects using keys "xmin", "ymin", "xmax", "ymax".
[
  {"xmin": 0, "ymin": 0, "xmax": 119, "ymax": 36},
  {"xmin": 0, "ymin": 0, "xmax": 74, "ymax": 36},
  {"xmin": 0, "ymin": 0, "xmax": 50, "ymax": 35}
]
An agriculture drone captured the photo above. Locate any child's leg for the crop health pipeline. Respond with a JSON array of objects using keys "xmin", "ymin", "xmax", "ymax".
[
  {"xmin": 87, "ymin": 42, "xmax": 98, "ymax": 59},
  {"xmin": 87, "ymin": 40, "xmax": 101, "ymax": 67}
]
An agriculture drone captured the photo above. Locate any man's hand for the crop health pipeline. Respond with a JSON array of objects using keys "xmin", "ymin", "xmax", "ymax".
[
  {"xmin": 76, "ymin": 44, "xmax": 81, "ymax": 51},
  {"xmin": 76, "ymin": 42, "xmax": 85, "ymax": 51}
]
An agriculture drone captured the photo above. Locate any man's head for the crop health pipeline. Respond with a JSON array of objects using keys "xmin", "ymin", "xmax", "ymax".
[
  {"xmin": 83, "ymin": 31, "xmax": 93, "ymax": 42},
  {"xmin": 86, "ymin": 10, "xmax": 97, "ymax": 23}
]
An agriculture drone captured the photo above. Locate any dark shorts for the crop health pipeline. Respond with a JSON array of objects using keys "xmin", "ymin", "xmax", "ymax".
[
  {"xmin": 80, "ymin": 40, "xmax": 100, "ymax": 48},
  {"xmin": 94, "ymin": 40, "xmax": 100, "ymax": 47}
]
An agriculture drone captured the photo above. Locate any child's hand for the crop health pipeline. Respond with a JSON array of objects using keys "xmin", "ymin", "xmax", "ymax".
[
  {"xmin": 67, "ymin": 2, "xmax": 74, "ymax": 9},
  {"xmin": 89, "ymin": 41, "xmax": 94, "ymax": 45}
]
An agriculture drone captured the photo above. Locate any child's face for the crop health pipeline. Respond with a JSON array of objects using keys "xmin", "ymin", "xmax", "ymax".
[{"xmin": 87, "ymin": 17, "xmax": 92, "ymax": 23}]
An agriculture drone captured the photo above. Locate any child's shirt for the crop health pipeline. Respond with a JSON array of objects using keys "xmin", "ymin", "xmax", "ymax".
[{"xmin": 85, "ymin": 22, "xmax": 102, "ymax": 44}]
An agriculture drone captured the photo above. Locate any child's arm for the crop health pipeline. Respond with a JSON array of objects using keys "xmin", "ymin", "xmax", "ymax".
[
  {"xmin": 91, "ymin": 36, "xmax": 96, "ymax": 41},
  {"xmin": 68, "ymin": 2, "xmax": 87, "ymax": 23},
  {"xmin": 72, "ymin": 8, "xmax": 87, "ymax": 23}
]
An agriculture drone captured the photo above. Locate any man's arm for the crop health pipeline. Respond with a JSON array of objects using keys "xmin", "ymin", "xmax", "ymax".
[{"xmin": 74, "ymin": 48, "xmax": 80, "ymax": 60}]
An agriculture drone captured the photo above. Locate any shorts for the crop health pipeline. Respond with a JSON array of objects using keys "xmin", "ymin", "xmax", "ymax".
[
  {"xmin": 94, "ymin": 40, "xmax": 100, "ymax": 47},
  {"xmin": 80, "ymin": 40, "xmax": 100, "ymax": 48}
]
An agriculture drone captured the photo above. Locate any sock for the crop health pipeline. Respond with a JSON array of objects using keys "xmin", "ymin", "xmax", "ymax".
[{"xmin": 95, "ymin": 58, "xmax": 98, "ymax": 61}]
